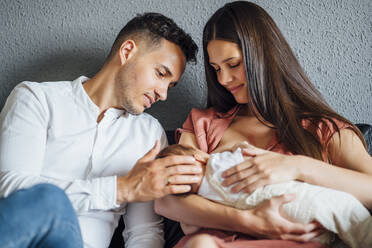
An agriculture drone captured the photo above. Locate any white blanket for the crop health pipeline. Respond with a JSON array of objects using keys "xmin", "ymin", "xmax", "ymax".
[{"xmin": 198, "ymin": 149, "xmax": 372, "ymax": 248}]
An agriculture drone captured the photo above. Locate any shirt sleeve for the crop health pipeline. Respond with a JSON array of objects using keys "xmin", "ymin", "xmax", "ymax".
[
  {"xmin": 123, "ymin": 201, "xmax": 164, "ymax": 248},
  {"xmin": 0, "ymin": 84, "xmax": 119, "ymax": 212}
]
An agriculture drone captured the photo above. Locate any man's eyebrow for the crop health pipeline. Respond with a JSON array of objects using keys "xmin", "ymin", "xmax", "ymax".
[
  {"xmin": 210, "ymin": 57, "xmax": 236, "ymax": 65},
  {"xmin": 159, "ymin": 64, "xmax": 173, "ymax": 77}
]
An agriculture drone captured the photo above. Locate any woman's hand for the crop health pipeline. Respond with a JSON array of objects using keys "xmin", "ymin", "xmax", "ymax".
[
  {"xmin": 241, "ymin": 194, "xmax": 323, "ymax": 241},
  {"xmin": 222, "ymin": 143, "xmax": 304, "ymax": 193}
]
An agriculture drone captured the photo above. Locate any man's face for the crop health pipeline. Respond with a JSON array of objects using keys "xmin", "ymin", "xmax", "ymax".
[{"xmin": 116, "ymin": 39, "xmax": 186, "ymax": 115}]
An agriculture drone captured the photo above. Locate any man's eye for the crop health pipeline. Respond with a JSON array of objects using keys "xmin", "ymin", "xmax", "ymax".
[{"xmin": 157, "ymin": 70, "xmax": 165, "ymax": 78}]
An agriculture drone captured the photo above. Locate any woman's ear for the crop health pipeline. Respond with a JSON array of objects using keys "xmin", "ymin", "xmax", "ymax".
[{"xmin": 118, "ymin": 40, "xmax": 137, "ymax": 65}]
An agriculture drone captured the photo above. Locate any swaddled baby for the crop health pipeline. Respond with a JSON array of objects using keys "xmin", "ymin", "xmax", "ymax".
[{"xmin": 157, "ymin": 144, "xmax": 372, "ymax": 248}]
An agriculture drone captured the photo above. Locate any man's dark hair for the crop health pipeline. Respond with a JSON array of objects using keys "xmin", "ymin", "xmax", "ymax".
[{"xmin": 108, "ymin": 12, "xmax": 198, "ymax": 63}]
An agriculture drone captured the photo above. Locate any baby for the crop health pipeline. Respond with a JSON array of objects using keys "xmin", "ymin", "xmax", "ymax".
[{"xmin": 157, "ymin": 144, "xmax": 372, "ymax": 248}]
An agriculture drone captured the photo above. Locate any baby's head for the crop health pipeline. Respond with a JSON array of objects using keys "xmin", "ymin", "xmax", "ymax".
[
  {"xmin": 157, "ymin": 144, "xmax": 210, "ymax": 193},
  {"xmin": 157, "ymin": 144, "xmax": 210, "ymax": 165}
]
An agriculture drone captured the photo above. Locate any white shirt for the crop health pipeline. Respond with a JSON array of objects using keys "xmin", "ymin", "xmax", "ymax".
[{"xmin": 0, "ymin": 76, "xmax": 167, "ymax": 248}]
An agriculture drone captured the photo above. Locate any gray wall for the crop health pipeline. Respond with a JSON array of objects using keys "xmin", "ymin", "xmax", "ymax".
[{"xmin": 1, "ymin": 0, "xmax": 371, "ymax": 130}]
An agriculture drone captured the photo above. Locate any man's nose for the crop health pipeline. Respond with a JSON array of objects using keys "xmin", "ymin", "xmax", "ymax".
[{"xmin": 155, "ymin": 86, "xmax": 168, "ymax": 101}]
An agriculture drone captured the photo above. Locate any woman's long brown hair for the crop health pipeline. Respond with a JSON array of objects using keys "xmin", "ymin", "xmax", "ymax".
[{"xmin": 203, "ymin": 1, "xmax": 366, "ymax": 160}]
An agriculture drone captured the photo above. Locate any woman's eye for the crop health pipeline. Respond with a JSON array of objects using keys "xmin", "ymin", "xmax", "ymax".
[{"xmin": 230, "ymin": 63, "xmax": 240, "ymax": 68}]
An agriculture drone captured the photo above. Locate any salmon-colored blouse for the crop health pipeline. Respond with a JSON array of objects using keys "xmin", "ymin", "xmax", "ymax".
[{"xmin": 176, "ymin": 106, "xmax": 350, "ymax": 162}]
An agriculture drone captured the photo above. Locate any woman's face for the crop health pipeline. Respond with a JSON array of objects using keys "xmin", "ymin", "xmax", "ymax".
[{"xmin": 207, "ymin": 39, "xmax": 249, "ymax": 104}]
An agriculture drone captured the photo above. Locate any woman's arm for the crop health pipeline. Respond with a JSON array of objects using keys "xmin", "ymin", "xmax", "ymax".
[
  {"xmin": 298, "ymin": 129, "xmax": 372, "ymax": 207},
  {"xmin": 155, "ymin": 192, "xmax": 320, "ymax": 241},
  {"xmin": 222, "ymin": 129, "xmax": 372, "ymax": 208},
  {"xmin": 155, "ymin": 132, "xmax": 320, "ymax": 241}
]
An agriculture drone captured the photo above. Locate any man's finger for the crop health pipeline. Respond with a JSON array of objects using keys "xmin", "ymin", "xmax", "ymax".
[
  {"xmin": 165, "ymin": 185, "xmax": 192, "ymax": 195},
  {"xmin": 166, "ymin": 165, "xmax": 202, "ymax": 176},
  {"xmin": 167, "ymin": 175, "xmax": 201, "ymax": 185},
  {"xmin": 159, "ymin": 155, "xmax": 197, "ymax": 167},
  {"xmin": 139, "ymin": 140, "xmax": 161, "ymax": 162}
]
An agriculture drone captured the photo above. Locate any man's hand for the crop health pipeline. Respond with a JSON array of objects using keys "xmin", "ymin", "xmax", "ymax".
[
  {"xmin": 239, "ymin": 194, "xmax": 323, "ymax": 241},
  {"xmin": 116, "ymin": 140, "xmax": 202, "ymax": 203}
]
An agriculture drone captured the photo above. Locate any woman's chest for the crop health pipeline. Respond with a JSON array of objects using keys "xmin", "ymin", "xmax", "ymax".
[{"xmin": 212, "ymin": 116, "xmax": 276, "ymax": 153}]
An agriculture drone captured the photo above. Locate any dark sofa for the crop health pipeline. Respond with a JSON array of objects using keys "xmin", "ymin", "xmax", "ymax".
[{"xmin": 109, "ymin": 123, "xmax": 372, "ymax": 247}]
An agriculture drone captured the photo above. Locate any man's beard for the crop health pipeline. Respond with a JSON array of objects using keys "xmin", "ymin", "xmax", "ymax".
[{"xmin": 115, "ymin": 61, "xmax": 143, "ymax": 116}]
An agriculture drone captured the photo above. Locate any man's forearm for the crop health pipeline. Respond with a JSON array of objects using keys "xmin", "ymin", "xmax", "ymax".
[{"xmin": 155, "ymin": 194, "xmax": 255, "ymax": 233}]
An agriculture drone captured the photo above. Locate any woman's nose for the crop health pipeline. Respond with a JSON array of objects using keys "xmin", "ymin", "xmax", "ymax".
[{"xmin": 218, "ymin": 69, "xmax": 233, "ymax": 86}]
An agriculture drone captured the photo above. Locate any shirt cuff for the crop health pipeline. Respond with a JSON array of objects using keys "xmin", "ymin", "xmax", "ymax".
[{"xmin": 91, "ymin": 175, "xmax": 120, "ymax": 210}]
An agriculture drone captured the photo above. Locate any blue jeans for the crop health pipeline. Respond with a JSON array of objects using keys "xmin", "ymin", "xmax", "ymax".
[{"xmin": 0, "ymin": 184, "xmax": 83, "ymax": 248}]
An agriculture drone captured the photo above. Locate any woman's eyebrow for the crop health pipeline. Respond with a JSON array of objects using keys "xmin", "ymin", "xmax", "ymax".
[{"xmin": 210, "ymin": 57, "xmax": 236, "ymax": 65}]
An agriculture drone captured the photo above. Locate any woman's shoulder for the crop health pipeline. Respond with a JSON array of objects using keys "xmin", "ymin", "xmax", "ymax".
[
  {"xmin": 301, "ymin": 117, "xmax": 350, "ymax": 131},
  {"xmin": 301, "ymin": 117, "xmax": 351, "ymax": 145}
]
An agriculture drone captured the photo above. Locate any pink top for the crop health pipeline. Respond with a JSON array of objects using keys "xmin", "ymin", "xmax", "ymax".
[{"xmin": 176, "ymin": 106, "xmax": 350, "ymax": 161}]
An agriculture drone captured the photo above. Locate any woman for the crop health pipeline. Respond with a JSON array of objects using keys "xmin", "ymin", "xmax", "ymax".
[{"xmin": 155, "ymin": 1, "xmax": 372, "ymax": 247}]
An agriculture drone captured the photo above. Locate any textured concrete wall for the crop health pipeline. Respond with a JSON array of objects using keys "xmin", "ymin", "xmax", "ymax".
[{"xmin": 0, "ymin": 0, "xmax": 371, "ymax": 130}]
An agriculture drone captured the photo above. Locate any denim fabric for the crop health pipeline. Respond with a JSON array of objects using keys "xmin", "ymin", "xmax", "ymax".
[{"xmin": 0, "ymin": 184, "xmax": 83, "ymax": 248}]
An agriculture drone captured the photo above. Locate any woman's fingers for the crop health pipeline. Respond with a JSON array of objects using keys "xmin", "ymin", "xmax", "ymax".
[
  {"xmin": 270, "ymin": 195, "xmax": 321, "ymax": 235},
  {"xmin": 222, "ymin": 159, "xmax": 254, "ymax": 178},
  {"xmin": 230, "ymin": 174, "xmax": 263, "ymax": 193},
  {"xmin": 241, "ymin": 177, "xmax": 270, "ymax": 194},
  {"xmin": 241, "ymin": 144, "xmax": 268, "ymax": 156},
  {"xmin": 280, "ymin": 227, "xmax": 324, "ymax": 242},
  {"xmin": 222, "ymin": 166, "xmax": 256, "ymax": 187}
]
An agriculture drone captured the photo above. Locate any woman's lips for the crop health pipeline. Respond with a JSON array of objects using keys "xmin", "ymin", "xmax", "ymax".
[{"xmin": 228, "ymin": 84, "xmax": 244, "ymax": 94}]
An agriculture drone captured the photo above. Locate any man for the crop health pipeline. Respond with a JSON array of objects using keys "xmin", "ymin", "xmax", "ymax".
[{"xmin": 0, "ymin": 13, "xmax": 200, "ymax": 247}]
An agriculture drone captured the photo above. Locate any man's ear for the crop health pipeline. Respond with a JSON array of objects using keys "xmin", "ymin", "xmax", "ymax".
[{"xmin": 118, "ymin": 40, "xmax": 137, "ymax": 65}]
